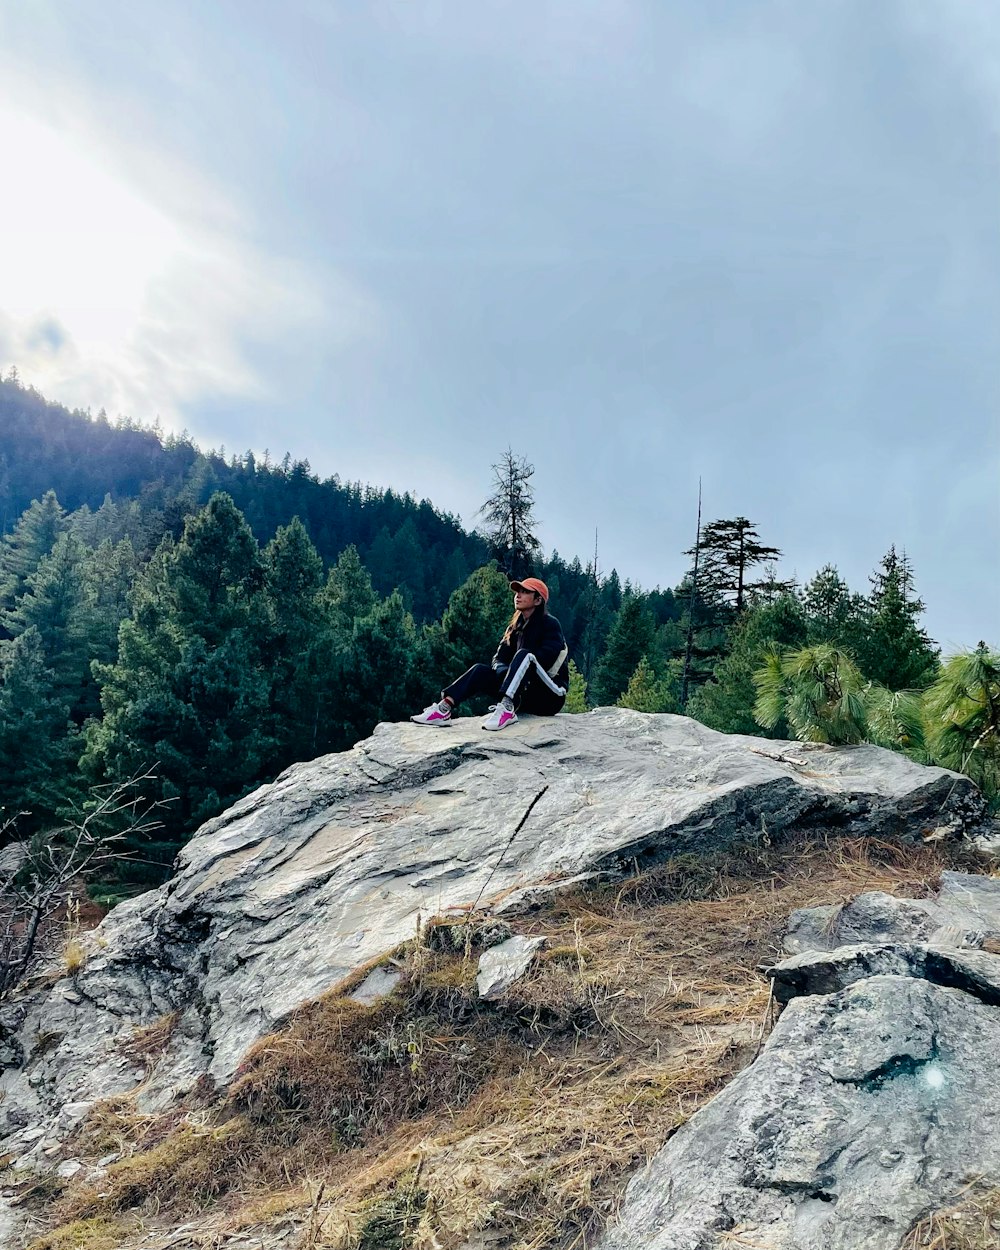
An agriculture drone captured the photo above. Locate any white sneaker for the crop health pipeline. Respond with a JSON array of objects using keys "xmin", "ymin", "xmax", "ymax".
[
  {"xmin": 410, "ymin": 701, "xmax": 453, "ymax": 726},
  {"xmin": 482, "ymin": 701, "xmax": 518, "ymax": 731}
]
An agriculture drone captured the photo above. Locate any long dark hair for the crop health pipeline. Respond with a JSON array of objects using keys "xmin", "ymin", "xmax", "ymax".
[{"xmin": 502, "ymin": 597, "xmax": 546, "ymax": 644}]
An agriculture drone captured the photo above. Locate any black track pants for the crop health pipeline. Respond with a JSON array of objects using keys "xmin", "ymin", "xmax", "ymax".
[{"xmin": 442, "ymin": 650, "xmax": 565, "ymax": 715}]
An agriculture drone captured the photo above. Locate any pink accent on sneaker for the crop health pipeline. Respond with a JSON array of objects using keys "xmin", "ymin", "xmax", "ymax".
[
  {"xmin": 410, "ymin": 703, "xmax": 453, "ymax": 726},
  {"xmin": 482, "ymin": 703, "xmax": 518, "ymax": 731}
]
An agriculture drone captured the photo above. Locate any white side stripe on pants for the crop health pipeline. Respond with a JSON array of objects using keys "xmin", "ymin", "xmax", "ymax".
[{"xmin": 503, "ymin": 651, "xmax": 567, "ymax": 699}]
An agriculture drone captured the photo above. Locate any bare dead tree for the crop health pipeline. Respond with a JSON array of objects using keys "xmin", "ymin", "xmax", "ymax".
[
  {"xmin": 0, "ymin": 771, "xmax": 163, "ymax": 999},
  {"xmin": 680, "ymin": 480, "xmax": 703, "ymax": 708}
]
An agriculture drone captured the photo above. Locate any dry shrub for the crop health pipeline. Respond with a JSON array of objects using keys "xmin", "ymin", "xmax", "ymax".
[
  {"xmin": 228, "ymin": 964, "xmax": 510, "ymax": 1156},
  {"xmin": 65, "ymin": 1120, "xmax": 256, "ymax": 1220},
  {"xmin": 69, "ymin": 1096, "xmax": 156, "ymax": 1159},
  {"xmin": 902, "ymin": 1183, "xmax": 1000, "ymax": 1249},
  {"xmin": 228, "ymin": 1184, "xmax": 312, "ymax": 1228},
  {"xmin": 320, "ymin": 1042, "xmax": 743, "ymax": 1250},
  {"xmin": 53, "ymin": 949, "xmax": 514, "ymax": 1231},
  {"xmin": 26, "ymin": 1217, "xmax": 128, "ymax": 1250},
  {"xmin": 120, "ymin": 1010, "xmax": 180, "ymax": 1065},
  {"xmin": 62, "ymin": 940, "xmax": 87, "ymax": 976}
]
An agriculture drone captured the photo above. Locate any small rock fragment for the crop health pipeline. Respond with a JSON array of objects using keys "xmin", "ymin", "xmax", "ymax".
[
  {"xmin": 348, "ymin": 966, "xmax": 402, "ymax": 1006},
  {"xmin": 476, "ymin": 935, "xmax": 547, "ymax": 1000}
]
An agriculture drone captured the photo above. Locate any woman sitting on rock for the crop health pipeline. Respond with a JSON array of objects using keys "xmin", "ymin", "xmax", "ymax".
[{"xmin": 411, "ymin": 577, "xmax": 570, "ymax": 731}]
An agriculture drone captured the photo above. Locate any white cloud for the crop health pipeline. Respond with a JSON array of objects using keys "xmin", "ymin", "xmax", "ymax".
[{"xmin": 0, "ymin": 104, "xmax": 376, "ymax": 427}]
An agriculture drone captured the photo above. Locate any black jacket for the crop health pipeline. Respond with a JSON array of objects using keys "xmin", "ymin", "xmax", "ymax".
[{"xmin": 493, "ymin": 610, "xmax": 570, "ymax": 690}]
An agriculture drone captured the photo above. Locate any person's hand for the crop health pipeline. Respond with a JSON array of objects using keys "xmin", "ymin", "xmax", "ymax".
[{"xmin": 492, "ymin": 661, "xmax": 509, "ymax": 678}]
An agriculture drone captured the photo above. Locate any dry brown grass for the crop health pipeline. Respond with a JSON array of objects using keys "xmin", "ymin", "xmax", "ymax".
[
  {"xmin": 61, "ymin": 940, "xmax": 87, "ymax": 976},
  {"xmin": 33, "ymin": 833, "xmax": 988, "ymax": 1250},
  {"xmin": 25, "ymin": 1216, "xmax": 129, "ymax": 1250},
  {"xmin": 120, "ymin": 1011, "xmax": 180, "ymax": 1066},
  {"xmin": 68, "ymin": 1096, "xmax": 157, "ymax": 1161},
  {"xmin": 902, "ymin": 1183, "xmax": 1000, "ymax": 1249}
]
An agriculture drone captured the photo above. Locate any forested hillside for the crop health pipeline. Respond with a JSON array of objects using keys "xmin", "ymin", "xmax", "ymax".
[{"xmin": 0, "ymin": 372, "xmax": 996, "ymax": 913}]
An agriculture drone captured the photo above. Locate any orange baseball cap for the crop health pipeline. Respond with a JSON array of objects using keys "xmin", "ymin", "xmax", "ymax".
[{"xmin": 510, "ymin": 577, "xmax": 549, "ymax": 602}]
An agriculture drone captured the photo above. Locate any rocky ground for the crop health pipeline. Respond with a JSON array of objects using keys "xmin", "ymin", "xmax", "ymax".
[{"xmin": 0, "ymin": 710, "xmax": 994, "ymax": 1250}]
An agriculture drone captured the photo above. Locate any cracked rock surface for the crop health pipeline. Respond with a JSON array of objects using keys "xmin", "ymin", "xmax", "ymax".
[
  {"xmin": 599, "ymin": 873, "xmax": 1000, "ymax": 1249},
  {"xmin": 0, "ymin": 710, "xmax": 982, "ymax": 1167}
]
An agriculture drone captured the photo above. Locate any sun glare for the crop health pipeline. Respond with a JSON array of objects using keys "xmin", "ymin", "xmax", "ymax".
[{"xmin": 0, "ymin": 109, "xmax": 181, "ymax": 355}]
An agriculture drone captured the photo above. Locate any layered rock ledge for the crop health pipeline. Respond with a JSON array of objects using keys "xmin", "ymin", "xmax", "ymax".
[
  {"xmin": 598, "ymin": 871, "xmax": 1000, "ymax": 1249},
  {"xmin": 0, "ymin": 710, "xmax": 984, "ymax": 1168}
]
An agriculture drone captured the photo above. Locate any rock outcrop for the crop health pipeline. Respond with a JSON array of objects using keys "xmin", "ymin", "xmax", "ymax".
[
  {"xmin": 597, "ymin": 868, "xmax": 1000, "ymax": 1250},
  {"xmin": 0, "ymin": 710, "xmax": 984, "ymax": 1175}
]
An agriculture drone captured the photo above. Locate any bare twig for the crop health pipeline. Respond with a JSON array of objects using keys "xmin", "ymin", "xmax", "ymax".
[{"xmin": 0, "ymin": 770, "xmax": 164, "ymax": 998}]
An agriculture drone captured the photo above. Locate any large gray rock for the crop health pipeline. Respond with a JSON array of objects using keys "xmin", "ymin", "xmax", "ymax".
[
  {"xmin": 599, "ymin": 873, "xmax": 1000, "ymax": 1248},
  {"xmin": 0, "ymin": 711, "xmax": 982, "ymax": 1163},
  {"xmin": 598, "ymin": 973, "xmax": 1000, "ymax": 1250}
]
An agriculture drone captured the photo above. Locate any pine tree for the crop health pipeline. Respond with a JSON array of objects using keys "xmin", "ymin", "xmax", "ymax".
[
  {"xmin": 592, "ymin": 595, "xmax": 659, "ymax": 706},
  {"xmin": 563, "ymin": 660, "xmax": 589, "ymax": 713},
  {"xmin": 0, "ymin": 492, "xmax": 67, "ymax": 630},
  {"xmin": 0, "ymin": 628, "xmax": 79, "ymax": 834},
  {"xmin": 802, "ymin": 565, "xmax": 857, "ymax": 644},
  {"xmin": 479, "ymin": 449, "xmax": 542, "ymax": 578},
  {"xmin": 689, "ymin": 595, "xmax": 808, "ymax": 736},
  {"xmin": 687, "ymin": 517, "xmax": 786, "ymax": 612},
  {"xmin": 922, "ymin": 643, "xmax": 1000, "ymax": 803},
  {"xmin": 5, "ymin": 532, "xmax": 93, "ymax": 720},
  {"xmin": 424, "ymin": 564, "xmax": 511, "ymax": 690},
  {"xmin": 84, "ymin": 538, "xmax": 139, "ymax": 670},
  {"xmin": 617, "ymin": 656, "xmax": 677, "ymax": 713},
  {"xmin": 753, "ymin": 645, "xmax": 869, "ymax": 745},
  {"xmin": 855, "ymin": 548, "xmax": 939, "ymax": 690},
  {"xmin": 338, "ymin": 593, "xmax": 425, "ymax": 745},
  {"xmin": 321, "ymin": 545, "xmax": 378, "ymax": 645},
  {"xmin": 84, "ymin": 493, "xmax": 275, "ymax": 852},
  {"xmin": 262, "ymin": 518, "xmax": 327, "ymax": 766}
]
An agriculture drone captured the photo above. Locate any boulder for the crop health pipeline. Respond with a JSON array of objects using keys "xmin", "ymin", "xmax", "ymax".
[
  {"xmin": 0, "ymin": 711, "xmax": 983, "ymax": 1161},
  {"xmin": 600, "ymin": 874, "xmax": 1000, "ymax": 1247},
  {"xmin": 598, "ymin": 973, "xmax": 1000, "ymax": 1250}
]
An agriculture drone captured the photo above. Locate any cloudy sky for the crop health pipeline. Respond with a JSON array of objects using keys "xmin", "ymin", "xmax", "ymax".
[{"xmin": 0, "ymin": 1, "xmax": 997, "ymax": 648}]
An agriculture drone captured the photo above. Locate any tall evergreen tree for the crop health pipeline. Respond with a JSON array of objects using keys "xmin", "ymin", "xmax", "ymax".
[
  {"xmin": 85, "ymin": 494, "xmax": 275, "ymax": 850},
  {"xmin": 262, "ymin": 517, "xmax": 328, "ymax": 767},
  {"xmin": 479, "ymin": 449, "xmax": 541, "ymax": 578},
  {"xmin": 687, "ymin": 516, "xmax": 786, "ymax": 612},
  {"xmin": 0, "ymin": 628, "xmax": 78, "ymax": 835},
  {"xmin": 84, "ymin": 539, "xmax": 139, "ymax": 670},
  {"xmin": 855, "ymin": 548, "xmax": 939, "ymax": 690},
  {"xmin": 592, "ymin": 595, "xmax": 659, "ymax": 706},
  {"xmin": 320, "ymin": 544, "xmax": 378, "ymax": 645},
  {"xmin": 0, "ymin": 491, "xmax": 67, "ymax": 630},
  {"xmin": 424, "ymin": 564, "xmax": 511, "ymax": 690},
  {"xmin": 5, "ymin": 532, "xmax": 93, "ymax": 720},
  {"xmin": 802, "ymin": 565, "xmax": 857, "ymax": 644},
  {"xmin": 339, "ymin": 592, "xmax": 425, "ymax": 745}
]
